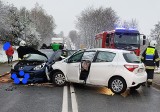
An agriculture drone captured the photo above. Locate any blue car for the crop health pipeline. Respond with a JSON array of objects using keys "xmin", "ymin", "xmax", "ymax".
[{"xmin": 11, "ymin": 49, "xmax": 63, "ymax": 83}]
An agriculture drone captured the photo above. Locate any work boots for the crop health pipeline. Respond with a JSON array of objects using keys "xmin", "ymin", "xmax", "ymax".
[{"xmin": 147, "ymin": 79, "xmax": 153, "ymax": 87}]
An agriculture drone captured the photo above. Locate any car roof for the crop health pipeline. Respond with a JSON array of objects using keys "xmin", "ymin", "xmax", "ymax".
[{"xmin": 86, "ymin": 48, "xmax": 131, "ymax": 53}]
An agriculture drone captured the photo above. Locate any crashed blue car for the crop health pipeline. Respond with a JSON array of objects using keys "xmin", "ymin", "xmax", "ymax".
[{"xmin": 11, "ymin": 49, "xmax": 63, "ymax": 83}]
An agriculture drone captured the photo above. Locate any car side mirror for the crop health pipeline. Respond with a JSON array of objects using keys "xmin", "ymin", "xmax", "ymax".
[
  {"xmin": 67, "ymin": 59, "xmax": 72, "ymax": 63},
  {"xmin": 143, "ymin": 35, "xmax": 146, "ymax": 45}
]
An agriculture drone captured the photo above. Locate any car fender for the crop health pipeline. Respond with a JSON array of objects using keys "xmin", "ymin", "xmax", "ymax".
[{"xmin": 52, "ymin": 62, "xmax": 68, "ymax": 80}]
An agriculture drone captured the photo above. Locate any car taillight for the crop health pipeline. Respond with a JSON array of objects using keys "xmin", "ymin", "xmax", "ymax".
[{"xmin": 124, "ymin": 65, "xmax": 139, "ymax": 72}]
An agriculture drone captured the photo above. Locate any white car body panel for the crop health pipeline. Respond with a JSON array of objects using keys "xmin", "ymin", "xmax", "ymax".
[{"xmin": 52, "ymin": 48, "xmax": 147, "ymax": 88}]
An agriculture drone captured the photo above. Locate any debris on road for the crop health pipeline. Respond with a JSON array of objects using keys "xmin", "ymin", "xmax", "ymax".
[
  {"xmin": 5, "ymin": 86, "xmax": 17, "ymax": 91},
  {"xmin": 121, "ymin": 89, "xmax": 130, "ymax": 97},
  {"xmin": 0, "ymin": 74, "xmax": 12, "ymax": 83},
  {"xmin": 23, "ymin": 83, "xmax": 54, "ymax": 87},
  {"xmin": 97, "ymin": 87, "xmax": 115, "ymax": 96}
]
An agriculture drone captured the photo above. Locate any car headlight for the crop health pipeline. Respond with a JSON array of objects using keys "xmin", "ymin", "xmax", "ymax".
[{"xmin": 33, "ymin": 63, "xmax": 45, "ymax": 70}]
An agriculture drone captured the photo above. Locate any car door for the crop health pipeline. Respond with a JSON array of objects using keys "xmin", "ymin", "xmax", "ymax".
[
  {"xmin": 88, "ymin": 51, "xmax": 117, "ymax": 85},
  {"xmin": 79, "ymin": 51, "xmax": 96, "ymax": 83},
  {"xmin": 66, "ymin": 51, "xmax": 84, "ymax": 82}
]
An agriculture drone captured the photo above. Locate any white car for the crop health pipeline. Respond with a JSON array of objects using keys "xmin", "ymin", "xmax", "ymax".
[{"xmin": 51, "ymin": 48, "xmax": 147, "ymax": 94}]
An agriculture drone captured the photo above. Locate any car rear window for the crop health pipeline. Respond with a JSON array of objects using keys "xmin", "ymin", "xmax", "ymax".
[{"xmin": 123, "ymin": 52, "xmax": 140, "ymax": 63}]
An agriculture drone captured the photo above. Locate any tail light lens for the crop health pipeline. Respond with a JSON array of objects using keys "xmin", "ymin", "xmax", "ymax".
[{"xmin": 124, "ymin": 65, "xmax": 139, "ymax": 72}]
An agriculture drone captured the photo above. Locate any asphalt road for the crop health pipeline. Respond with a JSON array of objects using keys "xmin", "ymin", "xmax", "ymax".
[
  {"xmin": 74, "ymin": 84, "xmax": 160, "ymax": 112},
  {"xmin": 0, "ymin": 83, "xmax": 63, "ymax": 112},
  {"xmin": 0, "ymin": 82, "xmax": 160, "ymax": 112}
]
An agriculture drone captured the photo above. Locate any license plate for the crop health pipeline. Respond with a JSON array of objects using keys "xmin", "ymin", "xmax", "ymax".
[{"xmin": 19, "ymin": 78, "xmax": 23, "ymax": 81}]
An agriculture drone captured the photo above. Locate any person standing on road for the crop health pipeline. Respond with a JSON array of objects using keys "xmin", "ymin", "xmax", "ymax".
[
  {"xmin": 141, "ymin": 40, "xmax": 160, "ymax": 87},
  {"xmin": 5, "ymin": 43, "xmax": 14, "ymax": 66}
]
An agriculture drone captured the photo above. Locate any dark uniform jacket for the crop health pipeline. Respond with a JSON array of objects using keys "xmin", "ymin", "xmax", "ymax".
[
  {"xmin": 17, "ymin": 46, "xmax": 47, "ymax": 59},
  {"xmin": 141, "ymin": 46, "xmax": 160, "ymax": 69}
]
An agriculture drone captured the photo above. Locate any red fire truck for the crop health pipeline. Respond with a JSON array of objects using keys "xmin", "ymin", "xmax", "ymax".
[{"xmin": 94, "ymin": 28, "xmax": 146, "ymax": 56}]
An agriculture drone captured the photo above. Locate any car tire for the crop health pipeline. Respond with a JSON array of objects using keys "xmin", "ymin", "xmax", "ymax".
[
  {"xmin": 109, "ymin": 77, "xmax": 127, "ymax": 94},
  {"xmin": 130, "ymin": 84, "xmax": 141, "ymax": 90},
  {"xmin": 53, "ymin": 72, "xmax": 66, "ymax": 86}
]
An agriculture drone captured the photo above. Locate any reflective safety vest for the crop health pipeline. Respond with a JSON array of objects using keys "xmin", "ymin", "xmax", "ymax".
[
  {"xmin": 145, "ymin": 48, "xmax": 155, "ymax": 60},
  {"xmin": 141, "ymin": 46, "xmax": 160, "ymax": 70}
]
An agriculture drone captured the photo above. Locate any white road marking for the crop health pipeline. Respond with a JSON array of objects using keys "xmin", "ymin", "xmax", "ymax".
[
  {"xmin": 62, "ymin": 86, "xmax": 68, "ymax": 112},
  {"xmin": 70, "ymin": 84, "xmax": 78, "ymax": 112},
  {"xmin": 152, "ymin": 86, "xmax": 160, "ymax": 92}
]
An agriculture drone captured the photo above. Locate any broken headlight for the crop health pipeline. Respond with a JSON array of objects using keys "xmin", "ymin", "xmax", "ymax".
[{"xmin": 33, "ymin": 63, "xmax": 45, "ymax": 70}]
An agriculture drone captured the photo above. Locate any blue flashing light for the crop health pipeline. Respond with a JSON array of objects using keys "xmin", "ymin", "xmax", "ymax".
[
  {"xmin": 115, "ymin": 27, "xmax": 126, "ymax": 30},
  {"xmin": 115, "ymin": 27, "xmax": 139, "ymax": 34},
  {"xmin": 128, "ymin": 28, "xmax": 137, "ymax": 30}
]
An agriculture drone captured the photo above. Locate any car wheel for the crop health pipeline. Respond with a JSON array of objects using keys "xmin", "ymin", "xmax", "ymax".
[
  {"xmin": 109, "ymin": 77, "xmax": 127, "ymax": 94},
  {"xmin": 53, "ymin": 72, "xmax": 66, "ymax": 86},
  {"xmin": 130, "ymin": 84, "xmax": 141, "ymax": 90}
]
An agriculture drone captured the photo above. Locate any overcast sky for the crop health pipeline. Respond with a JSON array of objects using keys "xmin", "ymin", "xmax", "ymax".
[{"xmin": 2, "ymin": 0, "xmax": 160, "ymax": 36}]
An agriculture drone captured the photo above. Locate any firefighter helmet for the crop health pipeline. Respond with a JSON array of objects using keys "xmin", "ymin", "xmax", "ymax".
[
  {"xmin": 149, "ymin": 40, "xmax": 157, "ymax": 47},
  {"xmin": 19, "ymin": 40, "xmax": 26, "ymax": 46}
]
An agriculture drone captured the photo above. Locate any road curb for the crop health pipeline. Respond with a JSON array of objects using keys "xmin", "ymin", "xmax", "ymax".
[{"xmin": 0, "ymin": 72, "xmax": 10, "ymax": 78}]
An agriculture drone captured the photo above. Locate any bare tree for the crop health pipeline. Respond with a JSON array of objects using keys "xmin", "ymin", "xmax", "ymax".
[
  {"xmin": 76, "ymin": 7, "xmax": 118, "ymax": 48},
  {"xmin": 30, "ymin": 3, "xmax": 56, "ymax": 46},
  {"xmin": 68, "ymin": 30, "xmax": 80, "ymax": 49},
  {"xmin": 150, "ymin": 21, "xmax": 160, "ymax": 42},
  {"xmin": 150, "ymin": 21, "xmax": 160, "ymax": 51}
]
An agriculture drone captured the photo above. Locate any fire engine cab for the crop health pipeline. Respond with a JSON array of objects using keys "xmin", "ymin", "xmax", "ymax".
[{"xmin": 94, "ymin": 28, "xmax": 146, "ymax": 56}]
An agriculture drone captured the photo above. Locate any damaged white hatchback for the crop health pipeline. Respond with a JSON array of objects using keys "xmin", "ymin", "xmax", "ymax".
[{"xmin": 51, "ymin": 48, "xmax": 147, "ymax": 94}]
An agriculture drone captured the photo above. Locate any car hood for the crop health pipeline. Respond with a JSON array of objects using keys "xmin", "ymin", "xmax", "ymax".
[{"xmin": 18, "ymin": 46, "xmax": 48, "ymax": 59}]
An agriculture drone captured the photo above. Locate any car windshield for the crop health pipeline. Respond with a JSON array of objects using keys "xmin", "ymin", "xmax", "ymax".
[
  {"xmin": 123, "ymin": 52, "xmax": 141, "ymax": 63},
  {"xmin": 23, "ymin": 54, "xmax": 48, "ymax": 61},
  {"xmin": 114, "ymin": 33, "xmax": 140, "ymax": 45}
]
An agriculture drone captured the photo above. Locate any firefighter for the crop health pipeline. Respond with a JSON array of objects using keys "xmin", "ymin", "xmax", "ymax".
[
  {"xmin": 141, "ymin": 40, "xmax": 160, "ymax": 87},
  {"xmin": 17, "ymin": 40, "xmax": 47, "ymax": 60}
]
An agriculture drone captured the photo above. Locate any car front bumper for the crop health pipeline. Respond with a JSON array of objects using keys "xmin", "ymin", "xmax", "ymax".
[{"xmin": 10, "ymin": 69, "xmax": 47, "ymax": 83}]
